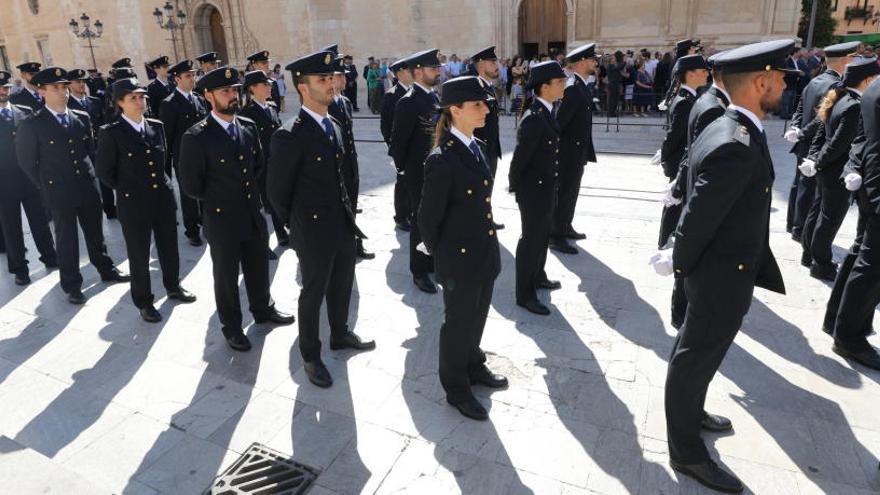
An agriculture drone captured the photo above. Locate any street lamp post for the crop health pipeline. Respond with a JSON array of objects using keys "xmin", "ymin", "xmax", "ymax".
[
  {"xmin": 153, "ymin": 2, "xmax": 187, "ymax": 60},
  {"xmin": 69, "ymin": 12, "xmax": 104, "ymax": 70}
]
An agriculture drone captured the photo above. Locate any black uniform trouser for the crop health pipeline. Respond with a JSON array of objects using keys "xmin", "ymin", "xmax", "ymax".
[
  {"xmin": 658, "ymin": 201, "xmax": 683, "ymax": 249},
  {"xmin": 99, "ymin": 183, "xmax": 116, "ymax": 216},
  {"xmin": 173, "ymin": 163, "xmax": 202, "ymax": 239},
  {"xmin": 439, "ymin": 274, "xmax": 493, "ymax": 402},
  {"xmin": 670, "ymin": 276, "xmax": 687, "ymax": 327},
  {"xmin": 119, "ymin": 206, "xmax": 180, "ymax": 309},
  {"xmin": 832, "ymin": 214, "xmax": 880, "ymax": 350},
  {"xmin": 406, "ymin": 172, "xmax": 433, "ymax": 276},
  {"xmin": 515, "ymin": 192, "xmax": 552, "ymax": 304},
  {"xmin": 51, "ymin": 194, "xmax": 116, "ymax": 293},
  {"xmin": 345, "ymin": 85, "xmax": 358, "ymax": 110},
  {"xmin": 393, "ymin": 172, "xmax": 411, "ymax": 224},
  {"xmin": 295, "ymin": 234, "xmax": 356, "ymax": 362},
  {"xmin": 552, "ymin": 160, "xmax": 585, "ymax": 239},
  {"xmin": 259, "ymin": 181, "xmax": 288, "ymax": 243},
  {"xmin": 786, "ymin": 157, "xmax": 803, "ymax": 232},
  {"xmin": 665, "ymin": 261, "xmax": 755, "ymax": 464},
  {"xmin": 803, "ymin": 174, "xmax": 850, "ymax": 267},
  {"xmin": 824, "ymin": 201, "xmax": 866, "ymax": 332},
  {"xmin": 207, "ymin": 225, "xmax": 272, "ymax": 337},
  {"xmin": 793, "ymin": 171, "xmax": 817, "ymax": 236},
  {"xmin": 0, "ymin": 193, "xmax": 56, "ymax": 276},
  {"xmin": 487, "ymin": 155, "xmax": 498, "ymax": 179}
]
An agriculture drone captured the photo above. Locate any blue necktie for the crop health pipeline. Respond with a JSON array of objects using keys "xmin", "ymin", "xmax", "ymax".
[
  {"xmin": 57, "ymin": 113, "xmax": 69, "ymax": 129},
  {"xmin": 1, "ymin": 108, "xmax": 10, "ymax": 120},
  {"xmin": 468, "ymin": 141, "xmax": 483, "ymax": 163},
  {"xmin": 322, "ymin": 117, "xmax": 338, "ymax": 148},
  {"xmin": 227, "ymin": 123, "xmax": 238, "ymax": 140}
]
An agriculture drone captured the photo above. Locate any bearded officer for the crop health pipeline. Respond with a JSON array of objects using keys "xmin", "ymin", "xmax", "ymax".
[
  {"xmin": 9, "ymin": 62, "xmax": 43, "ymax": 111},
  {"xmin": 380, "ymin": 57, "xmax": 413, "ymax": 231},
  {"xmin": 146, "ymin": 55, "xmax": 174, "ymax": 117},
  {"xmin": 177, "ymin": 67, "xmax": 295, "ymax": 352}
]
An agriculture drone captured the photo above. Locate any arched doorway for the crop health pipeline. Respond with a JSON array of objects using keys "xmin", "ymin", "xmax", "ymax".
[
  {"xmin": 518, "ymin": 0, "xmax": 567, "ymax": 59},
  {"xmin": 194, "ymin": 4, "xmax": 228, "ymax": 64}
]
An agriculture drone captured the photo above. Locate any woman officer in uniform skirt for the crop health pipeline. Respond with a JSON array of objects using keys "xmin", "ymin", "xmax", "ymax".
[{"xmin": 418, "ymin": 76, "xmax": 507, "ymax": 420}]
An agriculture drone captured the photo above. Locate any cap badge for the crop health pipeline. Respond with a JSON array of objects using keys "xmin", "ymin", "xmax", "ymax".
[
  {"xmin": 765, "ymin": 65, "xmax": 771, "ymax": 71},
  {"xmin": 225, "ymin": 68, "xmax": 232, "ymax": 79},
  {"xmin": 325, "ymin": 53, "xmax": 332, "ymax": 65},
  {"xmin": 55, "ymin": 68, "xmax": 61, "ymax": 76}
]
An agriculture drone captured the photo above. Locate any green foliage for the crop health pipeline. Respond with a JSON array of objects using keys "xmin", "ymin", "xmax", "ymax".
[{"xmin": 798, "ymin": 0, "xmax": 838, "ymax": 48}]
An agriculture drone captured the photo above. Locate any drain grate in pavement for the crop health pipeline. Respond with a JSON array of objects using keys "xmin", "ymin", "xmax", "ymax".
[{"xmin": 205, "ymin": 443, "xmax": 320, "ymax": 495}]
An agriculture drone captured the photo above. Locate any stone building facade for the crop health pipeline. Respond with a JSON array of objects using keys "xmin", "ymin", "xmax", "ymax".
[{"xmin": 0, "ymin": 0, "xmax": 801, "ymax": 78}]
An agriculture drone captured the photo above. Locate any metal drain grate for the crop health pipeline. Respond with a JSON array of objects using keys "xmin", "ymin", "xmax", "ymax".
[{"xmin": 205, "ymin": 443, "xmax": 320, "ymax": 495}]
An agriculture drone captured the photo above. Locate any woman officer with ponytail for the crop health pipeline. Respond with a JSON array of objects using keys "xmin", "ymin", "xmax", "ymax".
[
  {"xmin": 799, "ymin": 57, "xmax": 880, "ymax": 282},
  {"xmin": 418, "ymin": 76, "xmax": 506, "ymax": 421}
]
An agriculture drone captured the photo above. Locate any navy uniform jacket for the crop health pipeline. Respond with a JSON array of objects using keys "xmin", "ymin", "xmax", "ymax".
[
  {"xmin": 10, "ymin": 88, "xmax": 42, "ymax": 112},
  {"xmin": 159, "ymin": 89, "xmax": 209, "ymax": 167},
  {"xmin": 0, "ymin": 104, "xmax": 40, "ymax": 200},
  {"xmin": 682, "ymin": 85, "xmax": 730, "ymax": 195},
  {"xmin": 67, "ymin": 95, "xmax": 104, "ymax": 133},
  {"xmin": 557, "ymin": 74, "xmax": 597, "ymax": 168},
  {"xmin": 660, "ymin": 87, "xmax": 696, "ymax": 179},
  {"xmin": 15, "ymin": 108, "xmax": 99, "ymax": 210},
  {"xmin": 857, "ymin": 79, "xmax": 880, "ymax": 215},
  {"xmin": 673, "ymin": 108, "xmax": 785, "ymax": 295},
  {"xmin": 147, "ymin": 79, "xmax": 174, "ymax": 117},
  {"xmin": 380, "ymin": 83, "xmax": 408, "ymax": 151},
  {"xmin": 177, "ymin": 115, "xmax": 267, "ymax": 244},
  {"xmin": 473, "ymin": 78, "xmax": 502, "ymax": 169},
  {"xmin": 509, "ymin": 99, "xmax": 560, "ymax": 203},
  {"xmin": 267, "ymin": 109, "xmax": 364, "ymax": 254},
  {"xmin": 329, "ymin": 95, "xmax": 360, "ymax": 197},
  {"xmin": 790, "ymin": 69, "xmax": 842, "ymax": 157},
  {"xmin": 808, "ymin": 89, "xmax": 861, "ymax": 179},
  {"xmin": 390, "ymin": 85, "xmax": 437, "ymax": 178},
  {"xmin": 418, "ymin": 133, "xmax": 500, "ymax": 284},
  {"xmin": 95, "ymin": 116, "xmax": 175, "ymax": 222},
  {"xmin": 238, "ymin": 100, "xmax": 282, "ymax": 161}
]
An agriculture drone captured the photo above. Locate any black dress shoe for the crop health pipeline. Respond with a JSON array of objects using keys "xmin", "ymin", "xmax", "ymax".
[
  {"xmin": 565, "ymin": 229, "xmax": 587, "ymax": 240},
  {"xmin": 549, "ymin": 240, "xmax": 578, "ymax": 255},
  {"xmin": 140, "ymin": 305, "xmax": 162, "ymax": 323},
  {"xmin": 14, "ymin": 273, "xmax": 30, "ymax": 286},
  {"xmin": 669, "ymin": 459, "xmax": 743, "ymax": 493},
  {"xmin": 356, "ymin": 247, "xmax": 376, "ymax": 260},
  {"xmin": 304, "ymin": 360, "xmax": 333, "ymax": 388},
  {"xmin": 226, "ymin": 333, "xmax": 252, "ymax": 352},
  {"xmin": 355, "ymin": 208, "xmax": 363, "ymax": 214},
  {"xmin": 187, "ymin": 235, "xmax": 203, "ymax": 247},
  {"xmin": 67, "ymin": 290, "xmax": 87, "ymax": 305},
  {"xmin": 44, "ymin": 260, "xmax": 58, "ymax": 270},
  {"xmin": 413, "ymin": 275, "xmax": 437, "ymax": 294},
  {"xmin": 537, "ymin": 279, "xmax": 562, "ymax": 290},
  {"xmin": 492, "ymin": 222, "xmax": 505, "ymax": 230},
  {"xmin": 268, "ymin": 249, "xmax": 278, "ymax": 260},
  {"xmin": 791, "ymin": 231, "xmax": 802, "ymax": 242},
  {"xmin": 517, "ymin": 300, "xmax": 551, "ymax": 315},
  {"xmin": 833, "ymin": 344, "xmax": 880, "ymax": 370},
  {"xmin": 395, "ymin": 221, "xmax": 412, "ymax": 232},
  {"xmin": 101, "ymin": 269, "xmax": 131, "ymax": 283},
  {"xmin": 254, "ymin": 309, "xmax": 296, "ymax": 325},
  {"xmin": 810, "ymin": 262, "xmax": 837, "ymax": 282},
  {"xmin": 470, "ymin": 367, "xmax": 508, "ymax": 388},
  {"xmin": 800, "ymin": 251, "xmax": 812, "ymax": 267},
  {"xmin": 446, "ymin": 396, "xmax": 488, "ymax": 421},
  {"xmin": 166, "ymin": 287, "xmax": 197, "ymax": 303},
  {"xmin": 671, "ymin": 318, "xmax": 684, "ymax": 330},
  {"xmin": 701, "ymin": 413, "xmax": 733, "ymax": 432},
  {"xmin": 330, "ymin": 332, "xmax": 377, "ymax": 351}
]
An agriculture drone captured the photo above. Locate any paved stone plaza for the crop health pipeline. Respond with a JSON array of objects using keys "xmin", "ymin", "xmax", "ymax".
[{"xmin": 0, "ymin": 111, "xmax": 878, "ymax": 494}]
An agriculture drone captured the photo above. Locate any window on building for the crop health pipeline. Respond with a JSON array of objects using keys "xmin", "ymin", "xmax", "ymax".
[
  {"xmin": 35, "ymin": 37, "xmax": 52, "ymax": 66},
  {"xmin": 0, "ymin": 46, "xmax": 9, "ymax": 72}
]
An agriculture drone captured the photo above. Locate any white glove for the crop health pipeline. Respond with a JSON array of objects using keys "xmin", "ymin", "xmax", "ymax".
[
  {"xmin": 649, "ymin": 250, "xmax": 674, "ymax": 276},
  {"xmin": 650, "ymin": 149, "xmax": 662, "ymax": 167},
  {"xmin": 416, "ymin": 243, "xmax": 430, "ymax": 255},
  {"xmin": 784, "ymin": 127, "xmax": 802, "ymax": 143},
  {"xmin": 799, "ymin": 159, "xmax": 817, "ymax": 178},
  {"xmin": 662, "ymin": 180, "xmax": 682, "ymax": 207},
  {"xmin": 658, "ymin": 100, "xmax": 668, "ymax": 111},
  {"xmin": 844, "ymin": 172, "xmax": 863, "ymax": 191}
]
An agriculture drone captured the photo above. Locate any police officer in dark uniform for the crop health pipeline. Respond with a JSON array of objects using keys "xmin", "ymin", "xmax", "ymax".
[
  {"xmin": 196, "ymin": 52, "xmax": 221, "ymax": 75},
  {"xmin": 10, "ymin": 62, "xmax": 43, "ymax": 111},
  {"xmin": 146, "ymin": 56, "xmax": 174, "ymax": 117},
  {"xmin": 178, "ymin": 67, "xmax": 295, "ymax": 352},
  {"xmin": 800, "ymin": 58, "xmax": 878, "ymax": 282},
  {"xmin": 664, "ymin": 40, "xmax": 792, "ymax": 493},
  {"xmin": 509, "ymin": 61, "xmax": 567, "ymax": 316},
  {"xmin": 0, "ymin": 70, "xmax": 56, "ymax": 285},
  {"xmin": 68, "ymin": 68, "xmax": 115, "ymax": 219},
  {"xmin": 246, "ymin": 50, "xmax": 282, "ymax": 105},
  {"xmin": 85, "ymin": 69, "xmax": 107, "ymax": 100},
  {"xmin": 16, "ymin": 67, "xmax": 130, "ymax": 305},
  {"xmin": 239, "ymin": 70, "xmax": 288, "ymax": 254},
  {"xmin": 160, "ymin": 59, "xmax": 209, "ymax": 246},
  {"xmin": 418, "ymin": 76, "xmax": 506, "ymax": 420},
  {"xmin": 660, "ymin": 39, "xmax": 702, "ymax": 108},
  {"xmin": 549, "ymin": 43, "xmax": 598, "ymax": 254},
  {"xmin": 330, "ymin": 53, "xmax": 375, "ymax": 260},
  {"xmin": 471, "ymin": 47, "xmax": 502, "ymax": 176},
  {"xmin": 96, "ymin": 79, "xmax": 197, "ymax": 322},
  {"xmin": 391, "ymin": 49, "xmax": 442, "ymax": 294},
  {"xmin": 102, "ymin": 59, "xmax": 135, "ymax": 123},
  {"xmin": 268, "ymin": 51, "xmax": 375, "ymax": 388},
  {"xmin": 657, "ymin": 55, "xmax": 709, "ymax": 249},
  {"xmin": 380, "ymin": 57, "xmax": 413, "ymax": 231},
  {"xmin": 785, "ymin": 42, "xmax": 859, "ymax": 243}
]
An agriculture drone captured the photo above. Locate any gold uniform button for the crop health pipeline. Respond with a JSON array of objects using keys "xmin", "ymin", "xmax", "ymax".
[
  {"xmin": 239, "ymin": 155, "xmax": 244, "ymax": 160},
  {"xmin": 467, "ymin": 189, "xmax": 472, "ymax": 195},
  {"xmin": 124, "ymin": 193, "xmax": 130, "ymax": 198},
  {"xmin": 49, "ymin": 140, "xmax": 54, "ymax": 144},
  {"xmin": 242, "ymin": 168, "xmax": 247, "ymax": 173},
  {"xmin": 148, "ymin": 161, "xmax": 154, "ymax": 166},
  {"xmin": 69, "ymin": 149, "xmax": 75, "ymax": 154},
  {"xmin": 317, "ymin": 156, "xmax": 322, "ymax": 162},
  {"xmin": 216, "ymin": 208, "xmax": 222, "ymax": 212},
  {"xmin": 577, "ymin": 141, "xmax": 581, "ymax": 145},
  {"xmin": 151, "ymin": 173, "xmax": 157, "ymax": 177},
  {"xmin": 146, "ymin": 150, "xmax": 151, "ymax": 154},
  {"xmin": 75, "ymin": 170, "xmax": 80, "ymax": 174},
  {"xmin": 220, "ymin": 159, "xmax": 225, "ymax": 163},
  {"xmin": 555, "ymin": 160, "xmax": 559, "ymax": 164},
  {"xmin": 313, "ymin": 214, "xmax": 318, "ymax": 219},
  {"xmin": 764, "ymin": 187, "xmax": 769, "ymax": 193},
  {"xmin": 485, "ymin": 197, "xmax": 490, "ymax": 203},
  {"xmin": 737, "ymin": 264, "xmax": 745, "ymax": 271},
  {"xmin": 152, "ymin": 184, "xmax": 158, "ymax": 189},
  {"xmin": 488, "ymin": 230, "xmax": 494, "ymax": 236},
  {"xmin": 68, "ymin": 139, "xmax": 73, "ymax": 144},
  {"xmin": 483, "ymin": 180, "xmax": 488, "ymax": 186},
  {"xmin": 555, "ymin": 172, "xmax": 559, "ymax": 177},
  {"xmin": 460, "ymin": 248, "xmax": 467, "ymax": 253},
  {"xmin": 73, "ymin": 160, "xmax": 78, "ymax": 164},
  {"xmin": 675, "ymin": 269, "xmax": 681, "ymax": 273},
  {"xmin": 487, "ymin": 213, "xmax": 492, "ymax": 219},
  {"xmin": 538, "ymin": 180, "xmax": 543, "ymax": 185},
  {"xmin": 247, "ymin": 193, "xmax": 252, "ymax": 198},
  {"xmin": 48, "ymin": 180, "xmax": 54, "ymax": 184},
  {"xmin": 127, "ymin": 152, "xmax": 132, "ymax": 157}
]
